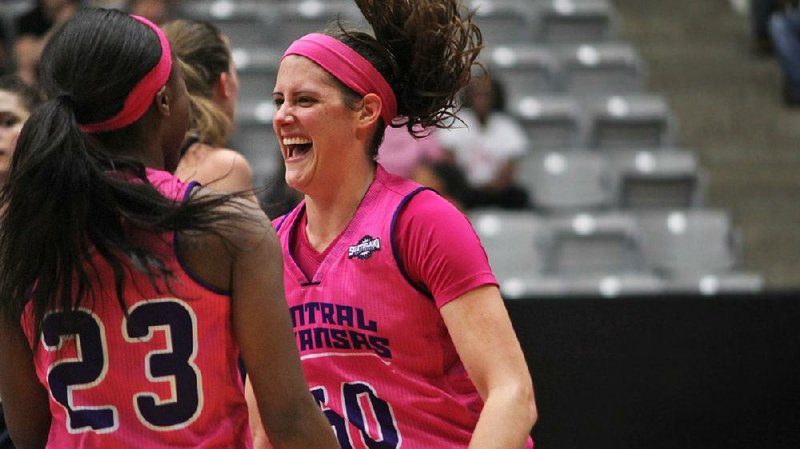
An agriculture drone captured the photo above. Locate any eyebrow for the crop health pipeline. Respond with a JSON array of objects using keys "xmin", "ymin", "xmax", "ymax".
[{"xmin": 273, "ymin": 89, "xmax": 321, "ymax": 97}]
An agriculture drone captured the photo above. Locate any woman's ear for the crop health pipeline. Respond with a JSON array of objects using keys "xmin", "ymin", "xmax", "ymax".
[
  {"xmin": 216, "ymin": 72, "xmax": 232, "ymax": 100},
  {"xmin": 358, "ymin": 93, "xmax": 383, "ymax": 126},
  {"xmin": 155, "ymin": 85, "xmax": 171, "ymax": 116}
]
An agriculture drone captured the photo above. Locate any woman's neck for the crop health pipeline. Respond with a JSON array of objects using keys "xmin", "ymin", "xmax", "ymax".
[{"xmin": 303, "ymin": 164, "xmax": 376, "ymax": 252}]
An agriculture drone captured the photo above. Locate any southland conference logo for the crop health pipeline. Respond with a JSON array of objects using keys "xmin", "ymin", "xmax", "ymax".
[{"xmin": 348, "ymin": 235, "xmax": 381, "ymax": 260}]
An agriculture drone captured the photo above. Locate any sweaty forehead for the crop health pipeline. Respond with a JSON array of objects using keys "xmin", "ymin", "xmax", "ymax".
[{"xmin": 276, "ymin": 55, "xmax": 339, "ymax": 91}]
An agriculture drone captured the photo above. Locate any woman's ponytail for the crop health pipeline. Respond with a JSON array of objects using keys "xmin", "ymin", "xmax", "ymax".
[
  {"xmin": 0, "ymin": 96, "xmax": 105, "ymax": 327},
  {"xmin": 345, "ymin": 0, "xmax": 482, "ymax": 132}
]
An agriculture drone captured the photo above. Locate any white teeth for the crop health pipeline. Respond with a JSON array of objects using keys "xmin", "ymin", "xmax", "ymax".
[{"xmin": 283, "ymin": 137, "xmax": 312, "ymax": 145}]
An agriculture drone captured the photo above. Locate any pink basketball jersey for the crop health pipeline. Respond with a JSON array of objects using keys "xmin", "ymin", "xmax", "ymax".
[
  {"xmin": 22, "ymin": 169, "xmax": 252, "ymax": 449},
  {"xmin": 275, "ymin": 166, "xmax": 518, "ymax": 448}
]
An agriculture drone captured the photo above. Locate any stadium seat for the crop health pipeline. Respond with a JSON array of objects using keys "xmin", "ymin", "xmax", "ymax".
[
  {"xmin": 484, "ymin": 45, "xmax": 561, "ymax": 97},
  {"xmin": 606, "ymin": 148, "xmax": 707, "ymax": 209},
  {"xmin": 468, "ymin": 209, "xmax": 551, "ymax": 280},
  {"xmin": 231, "ymin": 47, "xmax": 282, "ymax": 102},
  {"xmin": 554, "ymin": 43, "xmax": 646, "ymax": 96},
  {"xmin": 176, "ymin": 1, "xmax": 272, "ymax": 47},
  {"xmin": 511, "ymin": 95, "xmax": 585, "ymax": 148},
  {"xmin": 515, "ymin": 150, "xmax": 615, "ymax": 212},
  {"xmin": 634, "ymin": 210, "xmax": 764, "ymax": 293},
  {"xmin": 635, "ymin": 209, "xmax": 738, "ymax": 277},
  {"xmin": 499, "ymin": 271, "xmax": 665, "ymax": 298},
  {"xmin": 264, "ymin": 1, "xmax": 365, "ymax": 50},
  {"xmin": 543, "ymin": 212, "xmax": 645, "ymax": 275},
  {"xmin": 469, "ymin": 0, "xmax": 537, "ymax": 45},
  {"xmin": 585, "ymin": 94, "xmax": 675, "ymax": 149},
  {"xmin": 534, "ymin": 0, "xmax": 618, "ymax": 44}
]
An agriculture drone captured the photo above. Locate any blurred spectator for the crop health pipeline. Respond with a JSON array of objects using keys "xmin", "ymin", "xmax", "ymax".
[
  {"xmin": 437, "ymin": 73, "xmax": 532, "ymax": 210},
  {"xmin": 128, "ymin": 0, "xmax": 176, "ymax": 24},
  {"xmin": 751, "ymin": 0, "xmax": 799, "ymax": 54},
  {"xmin": 88, "ymin": 0, "xmax": 177, "ymax": 23},
  {"xmin": 0, "ymin": 75, "xmax": 44, "ymax": 184},
  {"xmin": 769, "ymin": 4, "xmax": 800, "ymax": 104},
  {"xmin": 752, "ymin": 0, "xmax": 780, "ymax": 53},
  {"xmin": 13, "ymin": 0, "xmax": 79, "ymax": 85},
  {"xmin": 378, "ymin": 124, "xmax": 447, "ymax": 178},
  {"xmin": 0, "ymin": 20, "xmax": 7, "ymax": 75},
  {"xmin": 163, "ymin": 18, "xmax": 257, "ymax": 202},
  {"xmin": 410, "ymin": 160, "xmax": 470, "ymax": 212}
]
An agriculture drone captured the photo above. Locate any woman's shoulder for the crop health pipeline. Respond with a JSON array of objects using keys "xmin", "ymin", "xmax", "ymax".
[
  {"xmin": 177, "ymin": 144, "xmax": 255, "ymax": 192},
  {"xmin": 397, "ymin": 188, "xmax": 466, "ymax": 227},
  {"xmin": 203, "ymin": 146, "xmax": 253, "ymax": 172}
]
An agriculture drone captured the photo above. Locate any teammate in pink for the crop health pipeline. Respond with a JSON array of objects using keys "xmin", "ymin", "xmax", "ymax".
[
  {"xmin": 0, "ymin": 9, "xmax": 337, "ymax": 449},
  {"xmin": 248, "ymin": 1, "xmax": 537, "ymax": 448}
]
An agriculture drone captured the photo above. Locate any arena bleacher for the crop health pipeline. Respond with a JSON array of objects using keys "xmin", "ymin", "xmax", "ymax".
[{"xmin": 173, "ymin": 0, "xmax": 764, "ymax": 298}]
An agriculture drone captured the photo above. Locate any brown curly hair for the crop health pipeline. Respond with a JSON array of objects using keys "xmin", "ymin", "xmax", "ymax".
[{"xmin": 324, "ymin": 0, "xmax": 483, "ymax": 158}]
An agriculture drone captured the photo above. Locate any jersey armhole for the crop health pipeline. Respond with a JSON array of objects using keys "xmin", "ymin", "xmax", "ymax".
[
  {"xmin": 390, "ymin": 187, "xmax": 435, "ymax": 301},
  {"xmin": 174, "ymin": 181, "xmax": 231, "ymax": 296}
]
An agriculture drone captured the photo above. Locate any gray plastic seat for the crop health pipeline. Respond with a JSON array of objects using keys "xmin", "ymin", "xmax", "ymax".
[
  {"xmin": 510, "ymin": 95, "xmax": 584, "ymax": 148},
  {"xmin": 231, "ymin": 47, "xmax": 282, "ymax": 101},
  {"xmin": 515, "ymin": 150, "xmax": 614, "ymax": 212},
  {"xmin": 543, "ymin": 212, "xmax": 645, "ymax": 275},
  {"xmin": 606, "ymin": 148, "xmax": 706, "ymax": 209},
  {"xmin": 635, "ymin": 210, "xmax": 738, "ymax": 277},
  {"xmin": 470, "ymin": 0, "xmax": 537, "ymax": 45},
  {"xmin": 468, "ymin": 209, "xmax": 551, "ymax": 281},
  {"xmin": 634, "ymin": 210, "xmax": 764, "ymax": 293},
  {"xmin": 585, "ymin": 94, "xmax": 675, "ymax": 149},
  {"xmin": 534, "ymin": 0, "xmax": 617, "ymax": 44},
  {"xmin": 177, "ymin": 1, "xmax": 272, "ymax": 47},
  {"xmin": 500, "ymin": 272, "xmax": 665, "ymax": 299},
  {"xmin": 264, "ymin": 1, "xmax": 365, "ymax": 50},
  {"xmin": 484, "ymin": 45, "xmax": 561, "ymax": 97},
  {"xmin": 554, "ymin": 43, "xmax": 646, "ymax": 96}
]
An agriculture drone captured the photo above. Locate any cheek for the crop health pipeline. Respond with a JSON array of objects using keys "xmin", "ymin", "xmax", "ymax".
[{"xmin": 0, "ymin": 126, "xmax": 22, "ymax": 149}]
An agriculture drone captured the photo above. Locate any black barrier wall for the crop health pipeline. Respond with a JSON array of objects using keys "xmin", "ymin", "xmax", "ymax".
[{"xmin": 506, "ymin": 292, "xmax": 800, "ymax": 449}]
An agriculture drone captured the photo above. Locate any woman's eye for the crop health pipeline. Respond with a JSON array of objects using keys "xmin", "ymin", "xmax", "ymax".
[{"xmin": 0, "ymin": 114, "xmax": 20, "ymax": 128}]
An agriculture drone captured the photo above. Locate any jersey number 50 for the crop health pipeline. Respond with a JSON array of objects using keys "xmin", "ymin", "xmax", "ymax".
[
  {"xmin": 311, "ymin": 382, "xmax": 401, "ymax": 448},
  {"xmin": 43, "ymin": 299, "xmax": 201, "ymax": 434}
]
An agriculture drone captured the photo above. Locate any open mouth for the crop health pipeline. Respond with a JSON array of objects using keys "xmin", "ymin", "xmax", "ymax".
[{"xmin": 283, "ymin": 136, "xmax": 312, "ymax": 160}]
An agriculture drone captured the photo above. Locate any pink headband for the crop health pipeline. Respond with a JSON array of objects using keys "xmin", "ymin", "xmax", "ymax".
[
  {"xmin": 282, "ymin": 33, "xmax": 397, "ymax": 126},
  {"xmin": 79, "ymin": 15, "xmax": 172, "ymax": 134}
]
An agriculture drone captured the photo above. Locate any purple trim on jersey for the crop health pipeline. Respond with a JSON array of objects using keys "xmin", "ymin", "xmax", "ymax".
[
  {"xmin": 182, "ymin": 180, "xmax": 201, "ymax": 202},
  {"xmin": 174, "ymin": 181, "xmax": 231, "ymax": 296},
  {"xmin": 273, "ymin": 212, "xmax": 291, "ymax": 232},
  {"xmin": 391, "ymin": 186, "xmax": 434, "ymax": 300}
]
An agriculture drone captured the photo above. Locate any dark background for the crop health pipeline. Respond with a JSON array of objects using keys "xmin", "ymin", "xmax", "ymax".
[{"xmin": 508, "ymin": 292, "xmax": 800, "ymax": 449}]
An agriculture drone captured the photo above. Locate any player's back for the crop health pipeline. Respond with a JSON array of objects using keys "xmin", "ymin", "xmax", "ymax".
[{"xmin": 21, "ymin": 170, "xmax": 252, "ymax": 448}]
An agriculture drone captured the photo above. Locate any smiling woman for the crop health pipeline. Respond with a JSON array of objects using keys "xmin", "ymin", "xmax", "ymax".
[{"xmin": 248, "ymin": 1, "xmax": 538, "ymax": 448}]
